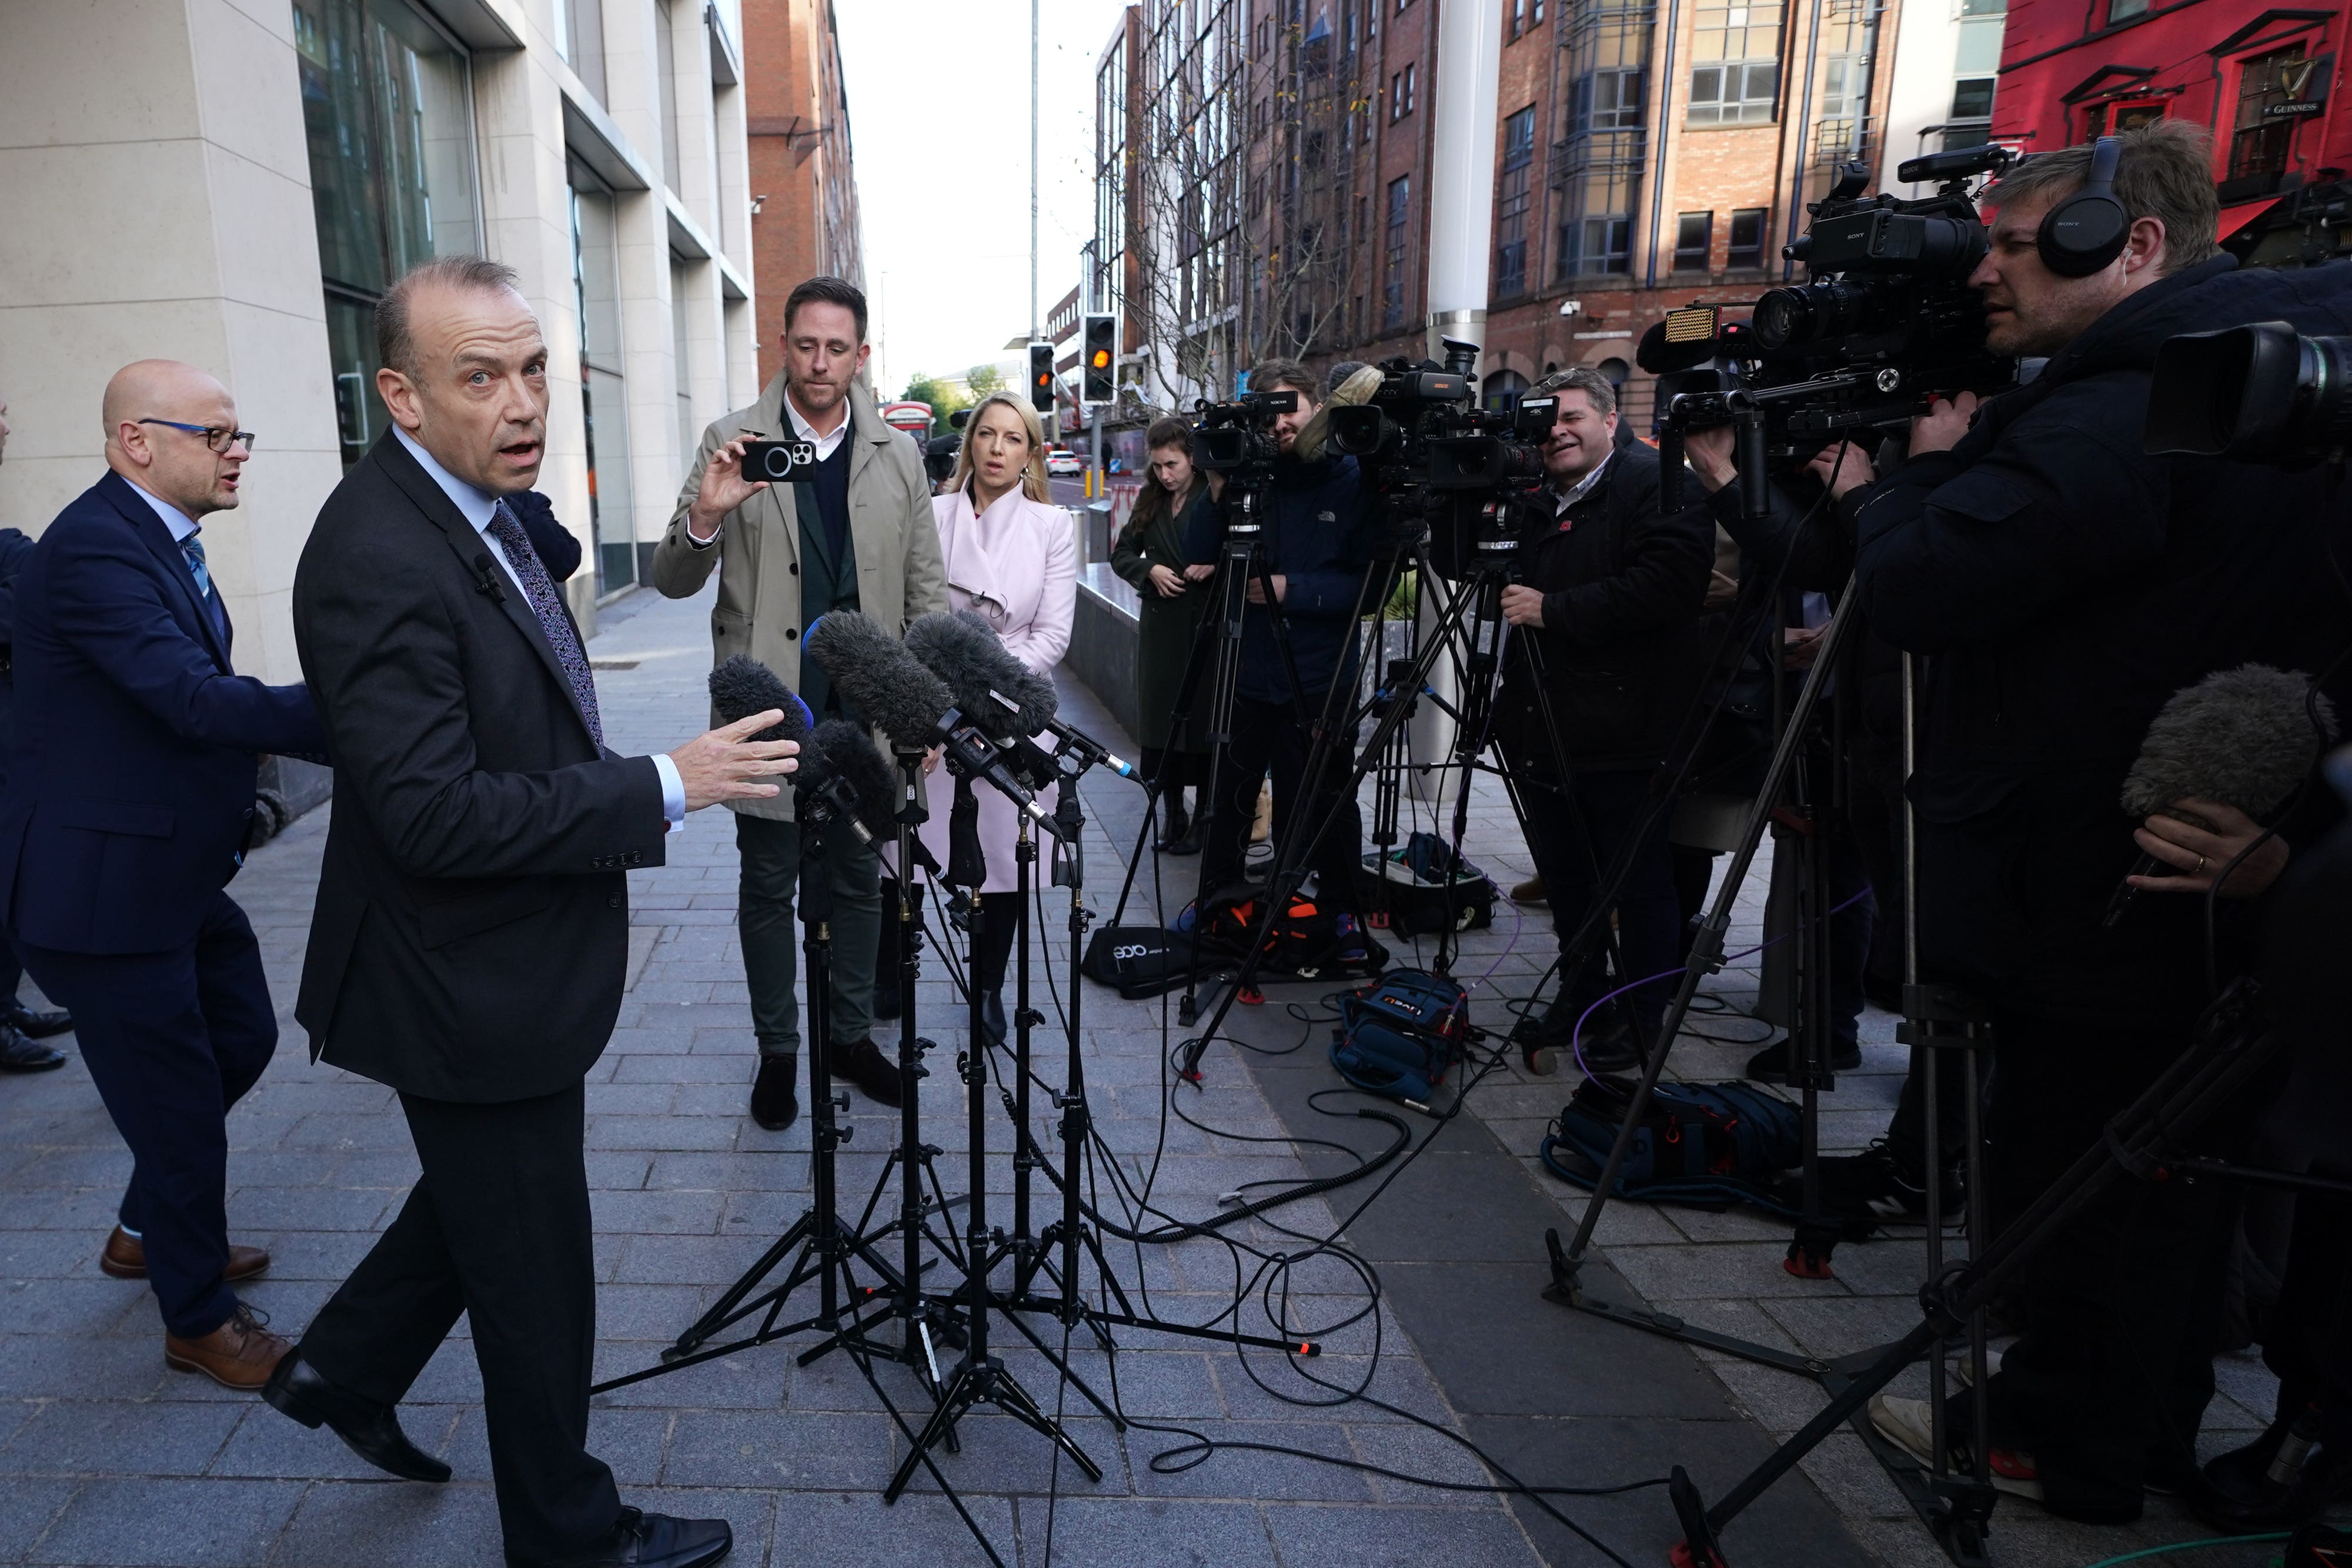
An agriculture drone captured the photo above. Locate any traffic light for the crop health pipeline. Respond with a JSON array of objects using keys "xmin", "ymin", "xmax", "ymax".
[
  {"xmin": 1081, "ymin": 313, "xmax": 1116, "ymax": 404},
  {"xmin": 1028, "ymin": 342, "xmax": 1054, "ymax": 413}
]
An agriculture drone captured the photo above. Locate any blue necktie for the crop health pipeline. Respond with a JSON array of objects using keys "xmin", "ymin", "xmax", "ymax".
[{"xmin": 181, "ymin": 533, "xmax": 229, "ymax": 644}]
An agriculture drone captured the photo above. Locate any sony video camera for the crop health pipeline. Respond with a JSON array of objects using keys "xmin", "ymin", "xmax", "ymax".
[
  {"xmin": 1655, "ymin": 144, "xmax": 2020, "ymax": 514},
  {"xmin": 2147, "ymin": 322, "xmax": 2352, "ymax": 464},
  {"xmin": 1326, "ymin": 338, "xmax": 1557, "ymax": 579}
]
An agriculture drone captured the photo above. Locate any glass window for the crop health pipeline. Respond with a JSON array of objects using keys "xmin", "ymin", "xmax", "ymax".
[
  {"xmin": 1673, "ymin": 211, "xmax": 1712, "ymax": 271},
  {"xmin": 656, "ymin": 0, "xmax": 681, "ymax": 189},
  {"xmin": 1384, "ymin": 174, "xmax": 1410, "ymax": 327},
  {"xmin": 1954, "ymin": 15, "xmax": 2002, "ymax": 75},
  {"xmin": 2230, "ymin": 47, "xmax": 2310, "ymax": 180},
  {"xmin": 1689, "ymin": 2, "xmax": 1780, "ymax": 125},
  {"xmin": 560, "ymin": 0, "xmax": 607, "ymax": 101},
  {"xmin": 1563, "ymin": 215, "xmax": 1632, "ymax": 276},
  {"xmin": 1495, "ymin": 107, "xmax": 1536, "ymax": 297},
  {"xmin": 1728, "ymin": 207, "xmax": 1767, "ymax": 268},
  {"xmin": 1573, "ymin": 68, "xmax": 1645, "ymax": 131},
  {"xmin": 293, "ymin": 0, "xmax": 480, "ymax": 467},
  {"xmin": 572, "ymin": 163, "xmax": 637, "ymax": 596},
  {"xmin": 1950, "ymin": 78, "xmax": 1995, "ymax": 119},
  {"xmin": 2106, "ymin": 0, "xmax": 2146, "ymax": 21},
  {"xmin": 1482, "ymin": 369, "xmax": 1529, "ymax": 412},
  {"xmin": 670, "ymin": 256, "xmax": 696, "ymax": 465}
]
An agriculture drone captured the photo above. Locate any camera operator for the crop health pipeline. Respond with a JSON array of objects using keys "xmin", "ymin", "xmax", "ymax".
[
  {"xmin": 1184, "ymin": 359, "xmax": 1379, "ymax": 922},
  {"xmin": 1828, "ymin": 122, "xmax": 2350, "ymax": 1522},
  {"xmin": 1497, "ymin": 368, "xmax": 1712, "ymax": 1072}
]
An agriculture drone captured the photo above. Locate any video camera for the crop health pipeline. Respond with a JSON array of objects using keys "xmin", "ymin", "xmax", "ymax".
[
  {"xmin": 1654, "ymin": 144, "xmax": 2020, "ymax": 515},
  {"xmin": 1326, "ymin": 337, "xmax": 1558, "ymax": 578},
  {"xmin": 2147, "ymin": 322, "xmax": 2352, "ymax": 463},
  {"xmin": 1192, "ymin": 390, "xmax": 1297, "ymax": 493}
]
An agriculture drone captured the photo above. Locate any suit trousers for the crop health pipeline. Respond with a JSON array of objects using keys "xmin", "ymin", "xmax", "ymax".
[
  {"xmin": 16, "ymin": 892, "xmax": 276, "ymax": 1339},
  {"xmin": 298, "ymin": 1083, "xmax": 619, "ymax": 1563},
  {"xmin": 736, "ymin": 812, "xmax": 881, "ymax": 1060},
  {"xmin": 1516, "ymin": 765, "xmax": 1681, "ymax": 1034}
]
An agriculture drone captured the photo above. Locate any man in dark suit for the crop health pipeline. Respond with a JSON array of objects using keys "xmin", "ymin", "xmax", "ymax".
[
  {"xmin": 0, "ymin": 388, "xmax": 75, "ymax": 1073},
  {"xmin": 0, "ymin": 360, "xmax": 325, "ymax": 1385},
  {"xmin": 276, "ymin": 256, "xmax": 791, "ymax": 1568}
]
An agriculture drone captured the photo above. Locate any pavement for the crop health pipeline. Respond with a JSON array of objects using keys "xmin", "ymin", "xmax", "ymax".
[{"xmin": 0, "ymin": 574, "xmax": 2288, "ymax": 1568}]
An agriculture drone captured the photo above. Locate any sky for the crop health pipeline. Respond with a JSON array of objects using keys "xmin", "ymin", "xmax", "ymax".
[{"xmin": 833, "ymin": 0, "xmax": 1133, "ymax": 399}]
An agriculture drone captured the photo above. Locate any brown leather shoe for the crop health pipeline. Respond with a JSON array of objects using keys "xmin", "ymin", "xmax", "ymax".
[
  {"xmin": 100, "ymin": 1225, "xmax": 270, "ymax": 1283},
  {"xmin": 165, "ymin": 1302, "xmax": 290, "ymax": 1390},
  {"xmin": 1511, "ymin": 875, "xmax": 1547, "ymax": 906}
]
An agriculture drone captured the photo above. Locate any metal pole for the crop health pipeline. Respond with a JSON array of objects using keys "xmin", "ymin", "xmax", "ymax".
[{"xmin": 1031, "ymin": 0, "xmax": 1041, "ymax": 345}]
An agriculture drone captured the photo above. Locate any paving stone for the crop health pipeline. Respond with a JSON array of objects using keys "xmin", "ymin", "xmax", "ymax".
[{"xmin": 28, "ymin": 1476, "xmax": 303, "ymax": 1566}]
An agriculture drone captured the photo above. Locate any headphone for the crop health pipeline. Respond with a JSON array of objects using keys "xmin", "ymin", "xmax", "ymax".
[{"xmin": 2036, "ymin": 135, "xmax": 2131, "ymax": 277}]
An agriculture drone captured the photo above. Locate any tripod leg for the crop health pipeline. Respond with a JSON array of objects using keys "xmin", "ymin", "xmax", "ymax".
[
  {"xmin": 883, "ymin": 1365, "xmax": 982, "ymax": 1502},
  {"xmin": 987, "ymin": 1365, "xmax": 1107, "ymax": 1483}
]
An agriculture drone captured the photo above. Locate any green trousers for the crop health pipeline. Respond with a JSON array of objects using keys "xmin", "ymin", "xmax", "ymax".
[{"xmin": 735, "ymin": 813, "xmax": 882, "ymax": 1061}]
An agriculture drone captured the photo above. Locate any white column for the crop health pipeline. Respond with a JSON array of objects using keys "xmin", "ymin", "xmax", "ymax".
[{"xmin": 1411, "ymin": 0, "xmax": 1505, "ymax": 805}]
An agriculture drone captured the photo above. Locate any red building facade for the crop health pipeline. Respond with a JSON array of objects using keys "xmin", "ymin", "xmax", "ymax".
[{"xmin": 1992, "ymin": 1, "xmax": 2351, "ymax": 265}]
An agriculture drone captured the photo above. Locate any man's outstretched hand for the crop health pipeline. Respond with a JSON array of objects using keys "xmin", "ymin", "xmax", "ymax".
[{"xmin": 669, "ymin": 711, "xmax": 799, "ymax": 811}]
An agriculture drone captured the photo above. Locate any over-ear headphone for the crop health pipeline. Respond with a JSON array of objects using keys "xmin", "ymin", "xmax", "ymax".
[{"xmin": 2036, "ymin": 135, "xmax": 2130, "ymax": 277}]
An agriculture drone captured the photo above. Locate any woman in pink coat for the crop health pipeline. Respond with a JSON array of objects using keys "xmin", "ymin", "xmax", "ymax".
[{"xmin": 911, "ymin": 392, "xmax": 1075, "ymax": 1041}]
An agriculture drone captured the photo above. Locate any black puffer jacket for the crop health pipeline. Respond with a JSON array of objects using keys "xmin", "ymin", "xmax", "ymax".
[
  {"xmin": 1498, "ymin": 440, "xmax": 1715, "ymax": 773},
  {"xmin": 1847, "ymin": 256, "xmax": 2352, "ymax": 1026}
]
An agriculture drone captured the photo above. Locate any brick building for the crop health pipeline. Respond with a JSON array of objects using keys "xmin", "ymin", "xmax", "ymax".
[
  {"xmin": 1991, "ymin": 1, "xmax": 2350, "ymax": 268},
  {"xmin": 1093, "ymin": 0, "xmax": 1992, "ymax": 429},
  {"xmin": 744, "ymin": 0, "xmax": 866, "ymax": 387}
]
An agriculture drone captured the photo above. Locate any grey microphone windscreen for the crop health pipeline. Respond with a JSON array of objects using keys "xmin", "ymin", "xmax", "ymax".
[
  {"xmin": 707, "ymin": 654, "xmax": 811, "ymax": 747},
  {"xmin": 804, "ymin": 610, "xmax": 954, "ymax": 750},
  {"xmin": 904, "ymin": 610, "xmax": 1059, "ymax": 738},
  {"xmin": 810, "ymin": 718, "xmax": 898, "ymax": 842},
  {"xmin": 2120, "ymin": 664, "xmax": 2338, "ymax": 822}
]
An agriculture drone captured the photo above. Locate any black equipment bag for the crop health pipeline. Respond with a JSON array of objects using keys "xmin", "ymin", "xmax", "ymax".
[
  {"xmin": 1081, "ymin": 925, "xmax": 1195, "ymax": 998},
  {"xmin": 1190, "ymin": 882, "xmax": 1388, "ymax": 982},
  {"xmin": 1539, "ymin": 1074, "xmax": 1803, "ymax": 1218},
  {"xmin": 1359, "ymin": 830, "xmax": 1496, "ymax": 934},
  {"xmin": 1329, "ymin": 968, "xmax": 1469, "ymax": 1101}
]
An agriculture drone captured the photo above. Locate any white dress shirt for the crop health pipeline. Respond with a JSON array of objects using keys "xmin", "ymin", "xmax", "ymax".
[
  {"xmin": 393, "ymin": 427, "xmax": 685, "ymax": 828},
  {"xmin": 1551, "ymin": 450, "xmax": 1615, "ymax": 520}
]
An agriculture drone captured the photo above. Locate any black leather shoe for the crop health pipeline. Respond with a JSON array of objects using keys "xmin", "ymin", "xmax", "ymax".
[
  {"xmin": 518, "ymin": 1509, "xmax": 732, "ymax": 1568},
  {"xmin": 1576, "ymin": 1015, "xmax": 1652, "ymax": 1076},
  {"xmin": 749, "ymin": 1055, "xmax": 799, "ymax": 1132},
  {"xmin": 263, "ymin": 1349, "xmax": 450, "ymax": 1483},
  {"xmin": 2193, "ymin": 1428, "xmax": 2352, "ymax": 1533},
  {"xmin": 0, "ymin": 1024, "xmax": 65, "ymax": 1073},
  {"xmin": 1152, "ymin": 795, "xmax": 1191, "ymax": 853},
  {"xmin": 7, "ymin": 1004, "xmax": 72, "ymax": 1040},
  {"xmin": 1743, "ymin": 1035, "xmax": 1862, "ymax": 1081},
  {"xmin": 836, "ymin": 1037, "xmax": 904, "ymax": 1106},
  {"xmin": 981, "ymin": 991, "xmax": 1007, "ymax": 1047}
]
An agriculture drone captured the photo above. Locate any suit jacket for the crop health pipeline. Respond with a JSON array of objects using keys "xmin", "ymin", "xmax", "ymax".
[
  {"xmin": 650, "ymin": 377, "xmax": 948, "ymax": 820},
  {"xmin": 509, "ymin": 489, "xmax": 583, "ymax": 583},
  {"xmin": 914, "ymin": 486, "xmax": 1076, "ymax": 895},
  {"xmin": 0, "ymin": 526, "xmax": 37, "ymax": 793},
  {"xmin": 0, "ymin": 473, "xmax": 324, "ymax": 954},
  {"xmin": 293, "ymin": 430, "xmax": 666, "ymax": 1103}
]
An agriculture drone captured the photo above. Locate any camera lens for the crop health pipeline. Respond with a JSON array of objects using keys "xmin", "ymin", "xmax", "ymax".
[{"xmin": 1753, "ymin": 282, "xmax": 1873, "ymax": 351}]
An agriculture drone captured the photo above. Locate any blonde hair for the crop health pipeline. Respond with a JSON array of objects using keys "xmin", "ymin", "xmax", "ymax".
[{"xmin": 947, "ymin": 391, "xmax": 1050, "ymax": 502}]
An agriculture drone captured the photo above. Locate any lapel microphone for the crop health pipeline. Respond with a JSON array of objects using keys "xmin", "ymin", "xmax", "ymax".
[{"xmin": 471, "ymin": 552, "xmax": 507, "ymax": 604}]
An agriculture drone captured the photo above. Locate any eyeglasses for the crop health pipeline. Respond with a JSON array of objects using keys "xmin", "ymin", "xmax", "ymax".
[{"xmin": 138, "ymin": 419, "xmax": 256, "ymax": 454}]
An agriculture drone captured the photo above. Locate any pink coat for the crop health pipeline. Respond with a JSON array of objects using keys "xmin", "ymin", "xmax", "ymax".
[{"xmin": 913, "ymin": 485, "xmax": 1077, "ymax": 895}]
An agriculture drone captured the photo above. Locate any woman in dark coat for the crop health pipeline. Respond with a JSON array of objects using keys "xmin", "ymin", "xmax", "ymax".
[{"xmin": 1110, "ymin": 416, "xmax": 1215, "ymax": 852}]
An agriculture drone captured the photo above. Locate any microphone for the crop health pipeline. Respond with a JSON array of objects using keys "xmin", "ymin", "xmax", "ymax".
[
  {"xmin": 805, "ymin": 611, "xmax": 1068, "ymax": 839},
  {"xmin": 903, "ymin": 610, "xmax": 1059, "ymax": 741},
  {"xmin": 1043, "ymin": 716, "xmax": 1139, "ymax": 780},
  {"xmin": 800, "ymin": 718, "xmax": 899, "ymax": 845},
  {"xmin": 2106, "ymin": 664, "xmax": 2338, "ymax": 925},
  {"xmin": 471, "ymin": 552, "xmax": 507, "ymax": 604},
  {"xmin": 707, "ymin": 654, "xmax": 813, "ymax": 745}
]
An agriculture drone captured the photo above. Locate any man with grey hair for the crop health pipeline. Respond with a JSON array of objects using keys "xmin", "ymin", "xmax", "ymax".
[
  {"xmin": 1827, "ymin": 121, "xmax": 2352, "ymax": 1522},
  {"xmin": 1495, "ymin": 365, "xmax": 1711, "ymax": 1074},
  {"xmin": 281, "ymin": 255, "xmax": 791, "ymax": 1568}
]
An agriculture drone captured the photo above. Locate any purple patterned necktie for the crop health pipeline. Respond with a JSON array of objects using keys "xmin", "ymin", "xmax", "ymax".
[{"xmin": 486, "ymin": 500, "xmax": 604, "ymax": 750}]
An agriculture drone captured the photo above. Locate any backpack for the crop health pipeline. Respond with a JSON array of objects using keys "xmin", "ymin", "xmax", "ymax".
[
  {"xmin": 1359, "ymin": 831, "xmax": 1496, "ymax": 934},
  {"xmin": 1191, "ymin": 884, "xmax": 1388, "ymax": 982},
  {"xmin": 1329, "ymin": 969, "xmax": 1471, "ymax": 1102},
  {"xmin": 1539, "ymin": 1075, "xmax": 1803, "ymax": 1218},
  {"xmin": 1081, "ymin": 925, "xmax": 1195, "ymax": 999}
]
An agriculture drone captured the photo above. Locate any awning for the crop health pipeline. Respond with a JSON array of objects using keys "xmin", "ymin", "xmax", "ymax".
[{"xmin": 2219, "ymin": 197, "xmax": 2284, "ymax": 240}]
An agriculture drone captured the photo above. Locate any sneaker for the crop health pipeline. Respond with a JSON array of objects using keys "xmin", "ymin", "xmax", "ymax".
[
  {"xmin": 1868, "ymin": 1395, "xmax": 2043, "ymax": 1502},
  {"xmin": 1796, "ymin": 1139, "xmax": 1963, "ymax": 1223},
  {"xmin": 1742, "ymin": 1035, "xmax": 1861, "ymax": 1081}
]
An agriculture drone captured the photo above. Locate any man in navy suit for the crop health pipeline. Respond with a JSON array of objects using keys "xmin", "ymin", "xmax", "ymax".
[
  {"xmin": 0, "ymin": 389, "xmax": 75, "ymax": 1072},
  {"xmin": 0, "ymin": 360, "xmax": 325, "ymax": 1389}
]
